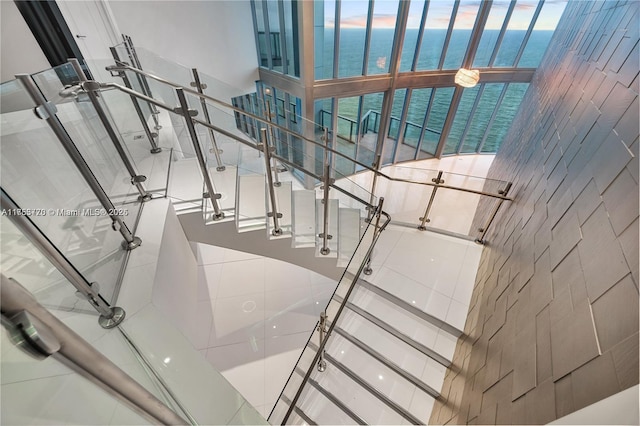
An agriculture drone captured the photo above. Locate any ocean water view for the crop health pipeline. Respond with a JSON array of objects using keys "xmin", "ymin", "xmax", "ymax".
[{"xmin": 316, "ymin": 29, "xmax": 554, "ymax": 156}]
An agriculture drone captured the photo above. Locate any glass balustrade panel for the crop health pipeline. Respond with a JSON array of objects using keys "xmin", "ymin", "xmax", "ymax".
[{"xmin": 1, "ymin": 78, "xmax": 130, "ymax": 305}]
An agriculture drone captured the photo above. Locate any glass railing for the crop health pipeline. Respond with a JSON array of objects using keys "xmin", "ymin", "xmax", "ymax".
[
  {"xmin": 0, "ymin": 238, "xmax": 190, "ymax": 424},
  {"xmin": 1, "ymin": 74, "xmax": 139, "ymax": 308},
  {"xmin": 372, "ymin": 165, "xmax": 511, "ymax": 239},
  {"xmin": 112, "ymin": 56, "xmax": 511, "ymax": 242}
]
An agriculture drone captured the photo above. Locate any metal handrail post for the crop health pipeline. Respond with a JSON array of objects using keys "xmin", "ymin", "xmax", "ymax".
[
  {"xmin": 319, "ymin": 128, "xmax": 333, "ymax": 255},
  {"xmin": 174, "ymin": 87, "xmax": 225, "ymax": 221},
  {"xmin": 123, "ymin": 34, "xmax": 161, "ymax": 129},
  {"xmin": 476, "ymin": 182, "xmax": 513, "ymax": 244},
  {"xmin": 1, "ymin": 275, "xmax": 186, "ymax": 424},
  {"xmin": 108, "ymin": 48, "xmax": 161, "ymax": 154},
  {"xmin": 69, "ymin": 59, "xmax": 151, "ymax": 202},
  {"xmin": 16, "ymin": 74, "xmax": 142, "ymax": 251},
  {"xmin": 363, "ymin": 197, "xmax": 384, "ymax": 276},
  {"xmin": 317, "ymin": 312, "xmax": 328, "ymax": 372},
  {"xmin": 190, "ymin": 68, "xmax": 225, "ymax": 171},
  {"xmin": 264, "ymin": 100, "xmax": 281, "ymax": 187},
  {"xmin": 367, "ymin": 153, "xmax": 382, "ymax": 222},
  {"xmin": 259, "ymin": 128, "xmax": 283, "ymax": 236},
  {"xmin": 0, "ymin": 189, "xmax": 125, "ymax": 328},
  {"xmin": 418, "ymin": 170, "xmax": 444, "ymax": 231}
]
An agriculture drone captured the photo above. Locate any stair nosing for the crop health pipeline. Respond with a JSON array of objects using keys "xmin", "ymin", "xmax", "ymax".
[
  {"xmin": 323, "ymin": 352, "xmax": 424, "ymax": 426},
  {"xmin": 332, "ymin": 326, "xmax": 441, "ymax": 400},
  {"xmin": 334, "ymin": 294, "xmax": 452, "ymax": 368},
  {"xmin": 357, "ymin": 278, "xmax": 464, "ymax": 338},
  {"xmin": 279, "ymin": 394, "xmax": 317, "ymax": 426},
  {"xmin": 294, "ymin": 366, "xmax": 368, "ymax": 425}
]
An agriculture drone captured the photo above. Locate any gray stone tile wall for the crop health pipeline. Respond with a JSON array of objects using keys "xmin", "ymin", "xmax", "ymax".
[{"xmin": 431, "ymin": 1, "xmax": 638, "ymax": 424}]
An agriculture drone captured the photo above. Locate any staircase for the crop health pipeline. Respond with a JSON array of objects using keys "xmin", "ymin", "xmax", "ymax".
[
  {"xmin": 104, "ymin": 43, "xmax": 467, "ymax": 424},
  {"xmin": 163, "ymin": 106, "xmax": 460, "ymax": 424}
]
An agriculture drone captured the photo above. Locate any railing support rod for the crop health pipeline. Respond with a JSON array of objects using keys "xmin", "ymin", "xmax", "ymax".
[
  {"xmin": 69, "ymin": 59, "xmax": 151, "ymax": 202},
  {"xmin": 108, "ymin": 48, "xmax": 161, "ymax": 154},
  {"xmin": 317, "ymin": 312, "xmax": 328, "ymax": 372},
  {"xmin": 319, "ymin": 128, "xmax": 333, "ymax": 255},
  {"xmin": 264, "ymin": 100, "xmax": 281, "ymax": 187},
  {"xmin": 418, "ymin": 170, "xmax": 444, "ymax": 231},
  {"xmin": 16, "ymin": 73, "xmax": 142, "ymax": 251},
  {"xmin": 175, "ymin": 88, "xmax": 224, "ymax": 221},
  {"xmin": 122, "ymin": 34, "xmax": 161, "ymax": 129},
  {"xmin": 191, "ymin": 68, "xmax": 225, "ymax": 171},
  {"xmin": 260, "ymin": 128, "xmax": 283, "ymax": 236},
  {"xmin": 367, "ymin": 153, "xmax": 382, "ymax": 222},
  {"xmin": 476, "ymin": 182, "xmax": 513, "ymax": 244},
  {"xmin": 0, "ymin": 189, "xmax": 125, "ymax": 328}
]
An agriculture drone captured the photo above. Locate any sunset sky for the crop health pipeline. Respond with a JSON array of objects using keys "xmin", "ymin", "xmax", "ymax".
[{"xmin": 324, "ymin": 0, "xmax": 568, "ymax": 31}]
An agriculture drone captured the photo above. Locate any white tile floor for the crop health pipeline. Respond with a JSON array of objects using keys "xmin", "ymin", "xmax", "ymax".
[
  {"xmin": 191, "ymin": 242, "xmax": 337, "ymax": 418},
  {"xmin": 191, "ymin": 220, "xmax": 483, "ymax": 420}
]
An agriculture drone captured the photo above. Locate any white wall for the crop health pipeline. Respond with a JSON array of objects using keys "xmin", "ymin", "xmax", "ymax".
[
  {"xmin": 0, "ymin": 1, "xmax": 50, "ymax": 82},
  {"xmin": 107, "ymin": 0, "xmax": 259, "ymax": 93}
]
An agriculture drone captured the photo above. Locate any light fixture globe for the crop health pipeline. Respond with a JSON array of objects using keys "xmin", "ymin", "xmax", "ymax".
[{"xmin": 455, "ymin": 68, "xmax": 480, "ymax": 88}]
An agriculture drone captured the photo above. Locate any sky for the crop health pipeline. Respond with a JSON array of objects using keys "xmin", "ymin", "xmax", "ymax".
[{"xmin": 324, "ymin": 0, "xmax": 568, "ymax": 30}]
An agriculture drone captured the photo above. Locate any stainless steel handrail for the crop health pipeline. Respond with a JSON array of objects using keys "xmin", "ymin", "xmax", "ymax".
[
  {"xmin": 106, "ymin": 63, "xmax": 512, "ymax": 201},
  {"xmin": 282, "ymin": 198, "xmax": 391, "ymax": 423},
  {"xmin": 0, "ymin": 274, "xmax": 187, "ymax": 425}
]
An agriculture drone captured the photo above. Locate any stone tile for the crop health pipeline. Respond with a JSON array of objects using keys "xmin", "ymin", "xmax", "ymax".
[
  {"xmin": 477, "ymin": 404, "xmax": 498, "ymax": 425},
  {"xmin": 495, "ymin": 401, "xmax": 512, "ymax": 425},
  {"xmin": 592, "ymin": 274, "xmax": 639, "ymax": 352},
  {"xmin": 602, "ymin": 168, "xmax": 639, "ymax": 235},
  {"xmin": 550, "ymin": 210, "xmax": 582, "ymax": 269},
  {"xmin": 510, "ymin": 394, "xmax": 527, "ymax": 425},
  {"xmin": 618, "ymin": 217, "xmax": 639, "ymax": 286},
  {"xmin": 554, "ymin": 374, "xmax": 575, "ymax": 419},
  {"xmin": 530, "ymin": 249, "xmax": 554, "ymax": 315},
  {"xmin": 536, "ymin": 307, "xmax": 553, "ymax": 384},
  {"xmin": 532, "ymin": 379, "xmax": 556, "ymax": 425},
  {"xmin": 511, "ymin": 322, "xmax": 536, "ymax": 400},
  {"xmin": 590, "ymin": 130, "xmax": 633, "ymax": 194},
  {"xmin": 578, "ymin": 204, "xmax": 631, "ymax": 301},
  {"xmin": 613, "ymin": 96, "xmax": 639, "ymax": 147},
  {"xmin": 611, "ymin": 332, "xmax": 640, "ymax": 390},
  {"xmin": 551, "ymin": 246, "xmax": 587, "ymax": 303},
  {"xmin": 572, "ymin": 179, "xmax": 602, "ymax": 225},
  {"xmin": 571, "ymin": 352, "xmax": 621, "ymax": 411},
  {"xmin": 628, "ymin": 139, "xmax": 639, "ymax": 184},
  {"xmin": 549, "ymin": 284, "xmax": 573, "ymax": 326},
  {"xmin": 547, "ymin": 180, "xmax": 574, "ymax": 227},
  {"xmin": 483, "ymin": 352, "xmax": 502, "ymax": 392},
  {"xmin": 550, "ymin": 302, "xmax": 600, "ymax": 380}
]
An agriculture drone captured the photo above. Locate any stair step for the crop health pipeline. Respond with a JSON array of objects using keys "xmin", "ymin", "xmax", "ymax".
[
  {"xmin": 357, "ymin": 279, "xmax": 463, "ymax": 338},
  {"xmin": 295, "ymin": 367, "xmax": 364, "ymax": 425},
  {"xmin": 337, "ymin": 208, "xmax": 362, "ymax": 268},
  {"xmin": 291, "ymin": 190, "xmax": 316, "ymax": 248},
  {"xmin": 315, "ymin": 199, "xmax": 338, "ymax": 258},
  {"xmin": 331, "ymin": 327, "xmax": 440, "ymax": 399},
  {"xmin": 334, "ymin": 292, "xmax": 451, "ymax": 367},
  {"xmin": 300, "ymin": 349, "xmax": 408, "ymax": 425},
  {"xmin": 202, "ymin": 165, "xmax": 236, "ymax": 225},
  {"xmin": 334, "ymin": 309, "xmax": 447, "ymax": 393},
  {"xmin": 236, "ymin": 174, "xmax": 266, "ymax": 232},
  {"xmin": 266, "ymin": 181, "xmax": 292, "ymax": 239}
]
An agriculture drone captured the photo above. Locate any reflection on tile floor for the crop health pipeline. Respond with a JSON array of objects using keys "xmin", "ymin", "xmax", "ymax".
[
  {"xmin": 192, "ymin": 220, "xmax": 482, "ymax": 420},
  {"xmin": 192, "ymin": 242, "xmax": 336, "ymax": 418}
]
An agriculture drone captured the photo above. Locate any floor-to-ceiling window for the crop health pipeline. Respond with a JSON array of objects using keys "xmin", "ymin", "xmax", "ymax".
[{"xmin": 252, "ymin": 0, "xmax": 568, "ymax": 170}]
